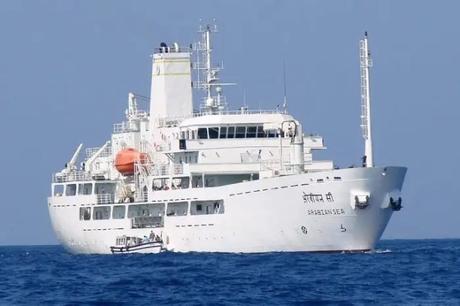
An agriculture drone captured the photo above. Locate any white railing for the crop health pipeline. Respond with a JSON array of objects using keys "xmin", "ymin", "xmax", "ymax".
[
  {"xmin": 113, "ymin": 122, "xmax": 134, "ymax": 134},
  {"xmin": 156, "ymin": 109, "xmax": 284, "ymax": 127},
  {"xmin": 113, "ymin": 111, "xmax": 149, "ymax": 133},
  {"xmin": 97, "ymin": 193, "xmax": 114, "ymax": 204},
  {"xmin": 260, "ymin": 160, "xmax": 300, "ymax": 176},
  {"xmin": 131, "ymin": 216, "xmax": 163, "ymax": 228},
  {"xmin": 85, "ymin": 145, "xmax": 112, "ymax": 160},
  {"xmin": 53, "ymin": 171, "xmax": 92, "ymax": 183},
  {"xmin": 135, "ymin": 161, "xmax": 185, "ymax": 178}
]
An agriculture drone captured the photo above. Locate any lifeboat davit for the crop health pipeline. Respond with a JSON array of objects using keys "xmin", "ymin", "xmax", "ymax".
[{"xmin": 114, "ymin": 148, "xmax": 149, "ymax": 176}]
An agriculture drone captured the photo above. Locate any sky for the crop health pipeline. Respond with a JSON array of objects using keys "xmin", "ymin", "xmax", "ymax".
[{"xmin": 0, "ymin": 0, "xmax": 459, "ymax": 245}]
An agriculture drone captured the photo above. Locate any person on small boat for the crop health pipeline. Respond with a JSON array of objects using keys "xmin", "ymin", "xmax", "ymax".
[{"xmin": 149, "ymin": 231, "xmax": 155, "ymax": 242}]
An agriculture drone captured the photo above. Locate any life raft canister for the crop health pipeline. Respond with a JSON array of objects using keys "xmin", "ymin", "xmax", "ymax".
[{"xmin": 114, "ymin": 148, "xmax": 149, "ymax": 176}]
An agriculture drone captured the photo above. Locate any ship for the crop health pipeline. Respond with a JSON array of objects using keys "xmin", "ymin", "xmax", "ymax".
[{"xmin": 48, "ymin": 25, "xmax": 406, "ymax": 254}]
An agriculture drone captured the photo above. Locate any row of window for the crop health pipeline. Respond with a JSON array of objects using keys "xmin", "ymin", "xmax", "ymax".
[
  {"xmin": 79, "ymin": 200, "xmax": 224, "ymax": 221},
  {"xmin": 184, "ymin": 126, "xmax": 282, "ymax": 140},
  {"xmin": 54, "ymin": 182, "xmax": 116, "ymax": 197}
]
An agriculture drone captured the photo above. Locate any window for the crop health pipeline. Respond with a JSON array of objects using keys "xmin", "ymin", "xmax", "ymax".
[
  {"xmin": 128, "ymin": 203, "xmax": 165, "ymax": 218},
  {"xmin": 235, "ymin": 126, "xmax": 246, "ymax": 138},
  {"xmin": 246, "ymin": 126, "xmax": 257, "ymax": 138},
  {"xmin": 166, "ymin": 202, "xmax": 188, "ymax": 216},
  {"xmin": 79, "ymin": 207, "xmax": 91, "ymax": 220},
  {"xmin": 95, "ymin": 183, "xmax": 115, "ymax": 195},
  {"xmin": 192, "ymin": 175, "xmax": 203, "ymax": 188},
  {"xmin": 191, "ymin": 200, "xmax": 224, "ymax": 215},
  {"xmin": 209, "ymin": 127, "xmax": 219, "ymax": 139},
  {"xmin": 205, "ymin": 177, "xmax": 216, "ymax": 187},
  {"xmin": 267, "ymin": 129, "xmax": 277, "ymax": 138},
  {"xmin": 257, "ymin": 126, "xmax": 265, "ymax": 138},
  {"xmin": 227, "ymin": 126, "xmax": 235, "ymax": 138},
  {"xmin": 93, "ymin": 206, "xmax": 110, "ymax": 220},
  {"xmin": 112, "ymin": 205, "xmax": 126, "ymax": 219},
  {"xmin": 53, "ymin": 184, "xmax": 64, "ymax": 196},
  {"xmin": 198, "ymin": 128, "xmax": 208, "ymax": 139},
  {"xmin": 172, "ymin": 177, "xmax": 189, "ymax": 189},
  {"xmin": 78, "ymin": 183, "xmax": 93, "ymax": 195},
  {"xmin": 219, "ymin": 127, "xmax": 227, "ymax": 138},
  {"xmin": 152, "ymin": 178, "xmax": 170, "ymax": 191},
  {"xmin": 65, "ymin": 184, "xmax": 77, "ymax": 196}
]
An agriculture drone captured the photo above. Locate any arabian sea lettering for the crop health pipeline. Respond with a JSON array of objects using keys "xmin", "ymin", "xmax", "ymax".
[{"xmin": 306, "ymin": 208, "xmax": 345, "ymax": 216}]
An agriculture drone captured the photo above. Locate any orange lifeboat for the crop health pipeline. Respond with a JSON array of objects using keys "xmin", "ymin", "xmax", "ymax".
[{"xmin": 114, "ymin": 148, "xmax": 149, "ymax": 176}]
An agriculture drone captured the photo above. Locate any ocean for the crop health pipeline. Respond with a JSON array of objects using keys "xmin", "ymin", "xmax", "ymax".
[{"xmin": 0, "ymin": 239, "xmax": 459, "ymax": 305}]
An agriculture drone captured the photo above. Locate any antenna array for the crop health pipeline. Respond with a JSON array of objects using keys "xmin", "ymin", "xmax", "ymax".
[{"xmin": 194, "ymin": 22, "xmax": 234, "ymax": 113}]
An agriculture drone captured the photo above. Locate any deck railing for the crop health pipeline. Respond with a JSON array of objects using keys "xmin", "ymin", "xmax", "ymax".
[
  {"xmin": 156, "ymin": 109, "xmax": 284, "ymax": 127},
  {"xmin": 131, "ymin": 216, "xmax": 164, "ymax": 228},
  {"xmin": 96, "ymin": 193, "xmax": 114, "ymax": 204},
  {"xmin": 53, "ymin": 171, "xmax": 92, "ymax": 183}
]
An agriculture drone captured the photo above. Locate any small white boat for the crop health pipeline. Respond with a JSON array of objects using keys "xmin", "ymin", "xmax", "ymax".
[{"xmin": 110, "ymin": 236, "xmax": 164, "ymax": 254}]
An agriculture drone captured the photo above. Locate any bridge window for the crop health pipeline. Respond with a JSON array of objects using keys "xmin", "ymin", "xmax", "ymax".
[
  {"xmin": 79, "ymin": 207, "xmax": 91, "ymax": 220},
  {"xmin": 198, "ymin": 128, "xmax": 208, "ymax": 139},
  {"xmin": 93, "ymin": 206, "xmax": 110, "ymax": 220},
  {"xmin": 246, "ymin": 126, "xmax": 257, "ymax": 138},
  {"xmin": 112, "ymin": 205, "xmax": 126, "ymax": 219},
  {"xmin": 166, "ymin": 202, "xmax": 188, "ymax": 216},
  {"xmin": 227, "ymin": 126, "xmax": 235, "ymax": 138},
  {"xmin": 209, "ymin": 127, "xmax": 219, "ymax": 139},
  {"xmin": 257, "ymin": 126, "xmax": 265, "ymax": 137},
  {"xmin": 191, "ymin": 200, "xmax": 224, "ymax": 215},
  {"xmin": 53, "ymin": 184, "xmax": 64, "ymax": 196},
  {"xmin": 65, "ymin": 184, "xmax": 77, "ymax": 196},
  {"xmin": 219, "ymin": 126, "xmax": 227, "ymax": 138},
  {"xmin": 267, "ymin": 129, "xmax": 277, "ymax": 138},
  {"xmin": 78, "ymin": 183, "xmax": 93, "ymax": 195},
  {"xmin": 235, "ymin": 126, "xmax": 246, "ymax": 138}
]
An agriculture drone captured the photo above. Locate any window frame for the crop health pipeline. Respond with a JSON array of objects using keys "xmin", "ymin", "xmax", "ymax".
[
  {"xmin": 197, "ymin": 128, "xmax": 208, "ymax": 139},
  {"xmin": 235, "ymin": 126, "xmax": 246, "ymax": 138},
  {"xmin": 208, "ymin": 127, "xmax": 219, "ymax": 139}
]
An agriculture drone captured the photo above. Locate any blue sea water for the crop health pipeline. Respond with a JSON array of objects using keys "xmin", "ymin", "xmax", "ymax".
[{"xmin": 0, "ymin": 239, "xmax": 459, "ymax": 305}]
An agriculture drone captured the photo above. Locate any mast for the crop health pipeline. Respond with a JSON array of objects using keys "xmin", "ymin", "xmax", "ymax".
[
  {"xmin": 359, "ymin": 32, "xmax": 374, "ymax": 168},
  {"xmin": 195, "ymin": 23, "xmax": 234, "ymax": 113}
]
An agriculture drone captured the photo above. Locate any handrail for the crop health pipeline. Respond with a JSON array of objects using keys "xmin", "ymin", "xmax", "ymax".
[
  {"xmin": 53, "ymin": 171, "xmax": 92, "ymax": 183},
  {"xmin": 96, "ymin": 193, "xmax": 114, "ymax": 204},
  {"xmin": 156, "ymin": 109, "xmax": 286, "ymax": 127},
  {"xmin": 85, "ymin": 145, "xmax": 112, "ymax": 160}
]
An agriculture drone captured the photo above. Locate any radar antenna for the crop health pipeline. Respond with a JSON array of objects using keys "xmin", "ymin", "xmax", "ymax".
[{"xmin": 359, "ymin": 32, "xmax": 374, "ymax": 168}]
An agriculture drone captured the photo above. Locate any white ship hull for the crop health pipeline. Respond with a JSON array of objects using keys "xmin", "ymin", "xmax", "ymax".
[{"xmin": 48, "ymin": 166, "xmax": 406, "ymax": 254}]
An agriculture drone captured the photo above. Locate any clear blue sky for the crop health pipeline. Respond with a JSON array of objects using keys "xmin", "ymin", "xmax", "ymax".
[{"xmin": 0, "ymin": 0, "xmax": 459, "ymax": 245}]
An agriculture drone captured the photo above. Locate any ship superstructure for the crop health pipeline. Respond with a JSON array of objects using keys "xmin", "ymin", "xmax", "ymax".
[{"xmin": 48, "ymin": 25, "xmax": 406, "ymax": 254}]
